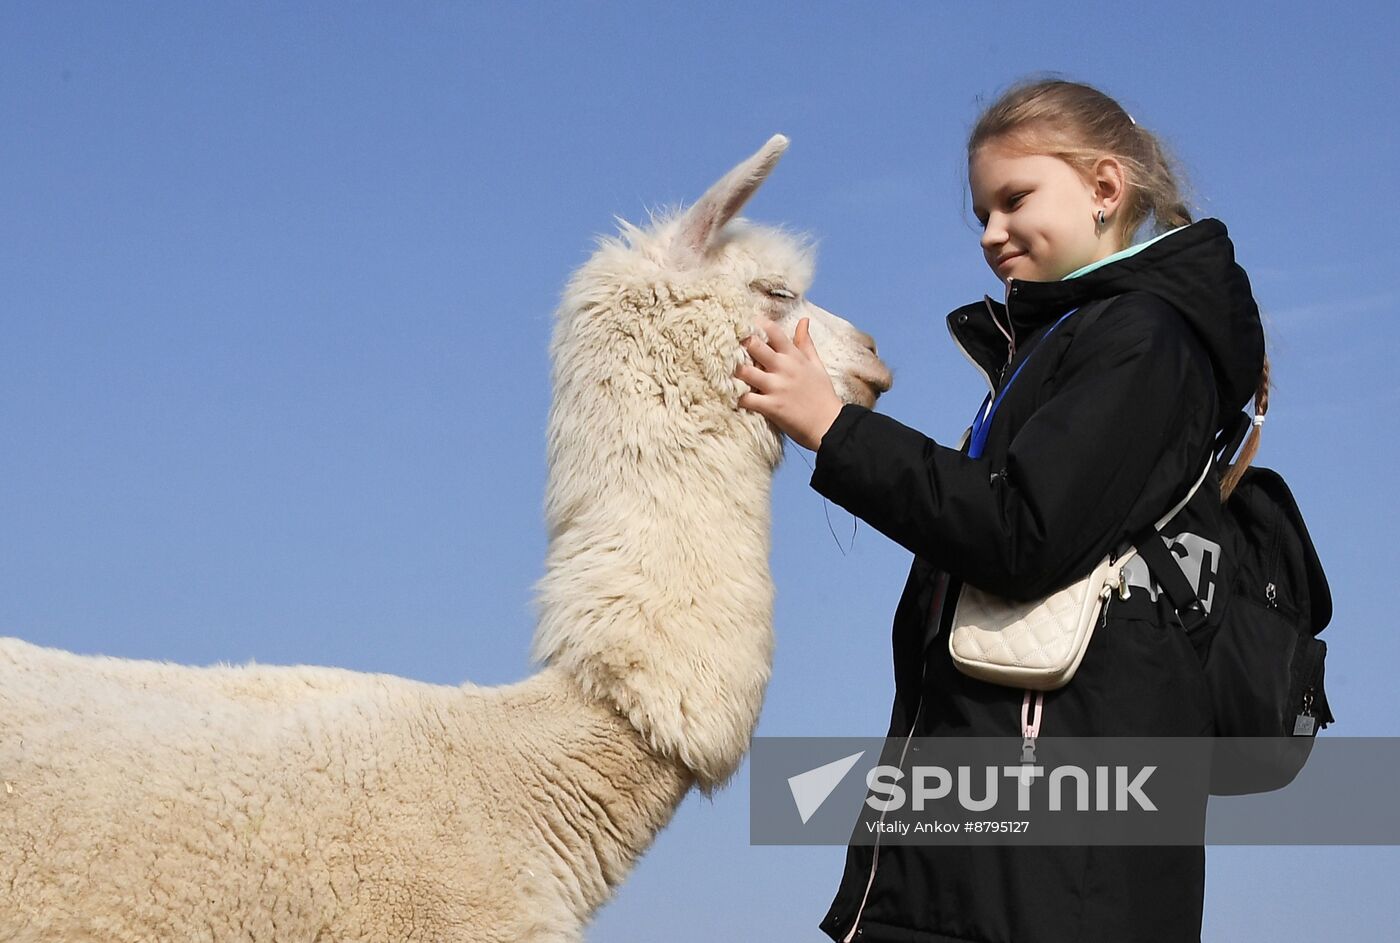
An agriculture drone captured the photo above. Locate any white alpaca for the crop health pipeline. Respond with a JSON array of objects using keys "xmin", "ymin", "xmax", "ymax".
[{"xmin": 0, "ymin": 136, "xmax": 890, "ymax": 942}]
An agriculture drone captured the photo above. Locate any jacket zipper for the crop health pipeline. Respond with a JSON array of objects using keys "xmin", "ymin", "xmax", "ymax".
[
  {"xmin": 990, "ymin": 291, "xmax": 1017, "ymax": 385},
  {"xmin": 841, "ymin": 694, "xmax": 925, "ymax": 941},
  {"xmin": 842, "ymin": 573, "xmax": 949, "ymax": 940}
]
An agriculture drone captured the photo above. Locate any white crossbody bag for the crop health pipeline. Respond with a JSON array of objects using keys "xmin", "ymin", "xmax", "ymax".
[
  {"xmin": 948, "ymin": 457, "xmax": 1212, "ymax": 690},
  {"xmin": 944, "ymin": 298, "xmax": 1211, "ymax": 691}
]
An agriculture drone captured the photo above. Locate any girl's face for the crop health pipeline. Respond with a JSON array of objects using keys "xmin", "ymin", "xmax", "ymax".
[{"xmin": 969, "ymin": 142, "xmax": 1121, "ymax": 284}]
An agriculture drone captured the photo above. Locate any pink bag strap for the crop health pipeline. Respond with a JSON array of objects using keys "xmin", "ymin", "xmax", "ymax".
[
  {"xmin": 1021, "ymin": 689, "xmax": 1044, "ymax": 737},
  {"xmin": 1020, "ymin": 689, "xmax": 1045, "ymax": 763}
]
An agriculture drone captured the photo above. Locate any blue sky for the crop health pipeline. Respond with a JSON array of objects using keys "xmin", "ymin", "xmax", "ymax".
[{"xmin": 2, "ymin": 2, "xmax": 1397, "ymax": 939}]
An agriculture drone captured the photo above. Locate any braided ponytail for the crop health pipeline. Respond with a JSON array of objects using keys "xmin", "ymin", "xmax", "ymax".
[{"xmin": 1220, "ymin": 356, "xmax": 1270, "ymax": 502}]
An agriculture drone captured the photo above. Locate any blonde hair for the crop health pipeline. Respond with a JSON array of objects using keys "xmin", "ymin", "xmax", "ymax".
[
  {"xmin": 968, "ymin": 77, "xmax": 1192, "ymax": 246},
  {"xmin": 968, "ymin": 77, "xmax": 1267, "ymax": 501}
]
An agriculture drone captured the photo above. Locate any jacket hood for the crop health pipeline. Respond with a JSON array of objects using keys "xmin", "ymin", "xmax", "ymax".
[{"xmin": 948, "ymin": 218, "xmax": 1265, "ymax": 417}]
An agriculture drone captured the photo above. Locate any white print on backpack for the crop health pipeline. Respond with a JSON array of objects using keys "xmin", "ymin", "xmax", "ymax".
[{"xmin": 1119, "ymin": 532, "xmax": 1221, "ymax": 614}]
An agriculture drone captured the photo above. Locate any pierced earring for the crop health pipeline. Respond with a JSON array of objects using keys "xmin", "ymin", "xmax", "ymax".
[{"xmin": 1097, "ymin": 209, "xmax": 1106, "ymax": 226}]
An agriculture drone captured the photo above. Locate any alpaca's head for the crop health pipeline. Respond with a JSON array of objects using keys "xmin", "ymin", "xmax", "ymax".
[
  {"xmin": 547, "ymin": 134, "xmax": 891, "ymax": 482},
  {"xmin": 536, "ymin": 137, "xmax": 890, "ymax": 789}
]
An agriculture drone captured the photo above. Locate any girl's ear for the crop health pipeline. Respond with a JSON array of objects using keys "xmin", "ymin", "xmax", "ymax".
[{"xmin": 1092, "ymin": 155, "xmax": 1128, "ymax": 217}]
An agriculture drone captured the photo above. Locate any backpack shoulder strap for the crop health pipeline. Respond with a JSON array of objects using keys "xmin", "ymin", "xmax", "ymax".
[
  {"xmin": 1215, "ymin": 410, "xmax": 1252, "ymax": 480},
  {"xmin": 1129, "ymin": 455, "xmax": 1216, "ymax": 633},
  {"xmin": 1134, "ymin": 530, "xmax": 1209, "ymax": 632}
]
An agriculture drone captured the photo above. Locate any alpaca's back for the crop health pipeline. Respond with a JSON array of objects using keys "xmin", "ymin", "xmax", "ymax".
[
  {"xmin": 0, "ymin": 636, "xmax": 560, "ymax": 941},
  {"xmin": 0, "ymin": 635, "xmax": 395, "ymax": 710}
]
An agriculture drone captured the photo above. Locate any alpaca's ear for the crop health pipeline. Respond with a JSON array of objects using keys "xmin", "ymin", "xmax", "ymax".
[{"xmin": 674, "ymin": 134, "xmax": 788, "ymax": 261}]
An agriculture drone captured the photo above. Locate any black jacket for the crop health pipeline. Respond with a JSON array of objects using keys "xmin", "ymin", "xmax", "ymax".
[{"xmin": 809, "ymin": 219, "xmax": 1264, "ymax": 943}]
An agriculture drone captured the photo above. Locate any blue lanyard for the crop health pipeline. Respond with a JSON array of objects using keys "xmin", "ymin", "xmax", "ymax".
[{"xmin": 967, "ymin": 306, "xmax": 1082, "ymax": 460}]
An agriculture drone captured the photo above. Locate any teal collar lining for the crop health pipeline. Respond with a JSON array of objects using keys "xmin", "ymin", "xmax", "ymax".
[{"xmin": 1061, "ymin": 225, "xmax": 1190, "ymax": 280}]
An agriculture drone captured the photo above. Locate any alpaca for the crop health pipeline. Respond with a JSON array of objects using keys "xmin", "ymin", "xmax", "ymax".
[{"xmin": 0, "ymin": 135, "xmax": 891, "ymax": 942}]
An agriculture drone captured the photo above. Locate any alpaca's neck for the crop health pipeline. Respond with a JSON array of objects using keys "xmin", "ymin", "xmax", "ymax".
[
  {"xmin": 501, "ymin": 670, "xmax": 694, "ymax": 926},
  {"xmin": 532, "ymin": 430, "xmax": 775, "ymax": 789}
]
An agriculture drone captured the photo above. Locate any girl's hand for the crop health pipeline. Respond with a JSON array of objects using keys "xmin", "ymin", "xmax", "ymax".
[{"xmin": 735, "ymin": 316, "xmax": 845, "ymax": 452}]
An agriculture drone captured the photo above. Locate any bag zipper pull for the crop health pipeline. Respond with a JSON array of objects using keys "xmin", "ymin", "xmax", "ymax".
[{"xmin": 1292, "ymin": 689, "xmax": 1317, "ymax": 736}]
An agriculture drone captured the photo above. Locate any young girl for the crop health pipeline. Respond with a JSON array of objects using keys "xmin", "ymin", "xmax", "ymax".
[{"xmin": 736, "ymin": 79, "xmax": 1267, "ymax": 942}]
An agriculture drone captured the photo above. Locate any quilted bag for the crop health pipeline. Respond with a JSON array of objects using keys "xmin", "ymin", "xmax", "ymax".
[{"xmin": 948, "ymin": 460, "xmax": 1209, "ymax": 690}]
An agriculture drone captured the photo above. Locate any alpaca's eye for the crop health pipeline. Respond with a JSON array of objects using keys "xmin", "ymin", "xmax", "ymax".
[{"xmin": 750, "ymin": 279, "xmax": 797, "ymax": 301}]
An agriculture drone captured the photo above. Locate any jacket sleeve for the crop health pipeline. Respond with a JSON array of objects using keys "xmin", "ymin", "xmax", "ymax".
[{"xmin": 809, "ymin": 295, "xmax": 1217, "ymax": 600}]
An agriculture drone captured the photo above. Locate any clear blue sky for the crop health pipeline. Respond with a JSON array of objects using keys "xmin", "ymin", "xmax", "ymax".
[{"xmin": 3, "ymin": 2, "xmax": 1397, "ymax": 939}]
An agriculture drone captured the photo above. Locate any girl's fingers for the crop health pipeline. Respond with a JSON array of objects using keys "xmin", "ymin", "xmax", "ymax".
[
  {"xmin": 742, "ymin": 334, "xmax": 780, "ymax": 369},
  {"xmin": 796, "ymin": 317, "xmax": 825, "ymax": 366},
  {"xmin": 794, "ymin": 317, "xmax": 811, "ymax": 351},
  {"xmin": 733, "ymin": 363, "xmax": 769, "ymax": 391},
  {"xmin": 764, "ymin": 322, "xmax": 797, "ymax": 354},
  {"xmin": 736, "ymin": 390, "xmax": 770, "ymax": 415}
]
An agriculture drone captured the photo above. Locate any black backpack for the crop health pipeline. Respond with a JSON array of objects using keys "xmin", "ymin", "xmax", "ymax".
[{"xmin": 1136, "ymin": 410, "xmax": 1334, "ymax": 795}]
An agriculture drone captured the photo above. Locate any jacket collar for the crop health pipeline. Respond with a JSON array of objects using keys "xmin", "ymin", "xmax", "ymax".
[{"xmin": 945, "ymin": 219, "xmax": 1264, "ymax": 414}]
